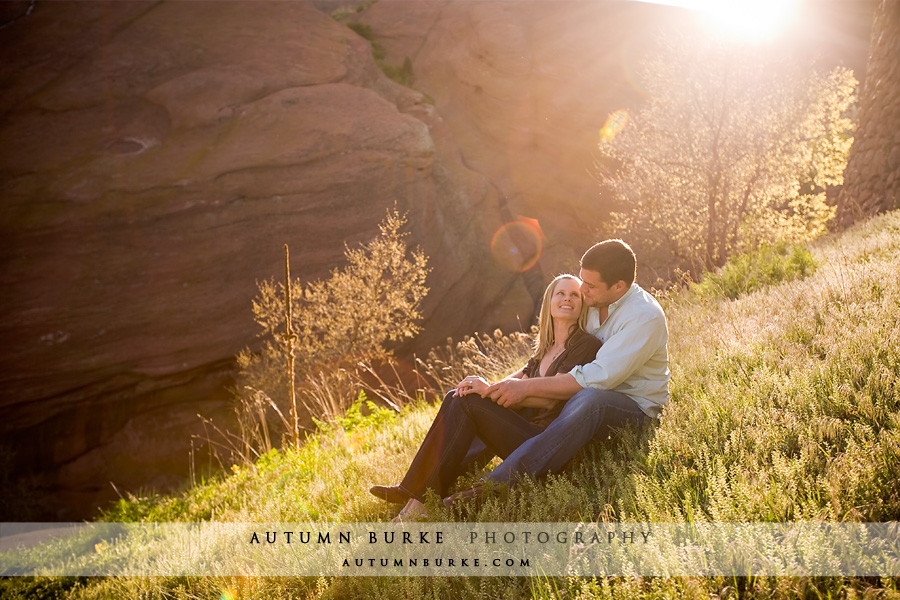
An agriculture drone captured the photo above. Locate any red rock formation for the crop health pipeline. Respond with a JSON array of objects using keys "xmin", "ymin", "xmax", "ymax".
[
  {"xmin": 362, "ymin": 0, "xmax": 661, "ymax": 254},
  {"xmin": 836, "ymin": 0, "xmax": 900, "ymax": 227},
  {"xmin": 0, "ymin": 0, "xmax": 517, "ymax": 519}
]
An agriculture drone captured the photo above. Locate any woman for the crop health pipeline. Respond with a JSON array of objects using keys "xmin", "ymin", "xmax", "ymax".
[{"xmin": 370, "ymin": 274, "xmax": 602, "ymax": 521}]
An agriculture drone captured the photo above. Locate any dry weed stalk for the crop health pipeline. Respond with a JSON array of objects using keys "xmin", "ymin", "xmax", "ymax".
[{"xmin": 283, "ymin": 244, "xmax": 300, "ymax": 445}]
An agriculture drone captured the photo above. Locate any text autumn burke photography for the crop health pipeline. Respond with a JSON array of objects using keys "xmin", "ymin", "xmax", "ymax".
[{"xmin": 246, "ymin": 528, "xmax": 653, "ymax": 546}]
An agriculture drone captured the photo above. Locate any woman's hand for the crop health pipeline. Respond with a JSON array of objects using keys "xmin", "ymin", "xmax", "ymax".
[{"xmin": 454, "ymin": 375, "xmax": 490, "ymax": 397}]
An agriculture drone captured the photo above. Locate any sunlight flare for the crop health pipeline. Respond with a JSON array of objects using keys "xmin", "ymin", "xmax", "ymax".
[
  {"xmin": 700, "ymin": 0, "xmax": 799, "ymax": 40},
  {"xmin": 637, "ymin": 0, "xmax": 800, "ymax": 41}
]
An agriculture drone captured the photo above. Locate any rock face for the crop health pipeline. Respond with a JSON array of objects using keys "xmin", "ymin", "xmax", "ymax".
[
  {"xmin": 0, "ymin": 0, "xmax": 519, "ymax": 519},
  {"xmin": 0, "ymin": 0, "xmax": 876, "ymax": 520},
  {"xmin": 360, "ymin": 0, "xmax": 663, "ymax": 257},
  {"xmin": 836, "ymin": 0, "xmax": 900, "ymax": 226}
]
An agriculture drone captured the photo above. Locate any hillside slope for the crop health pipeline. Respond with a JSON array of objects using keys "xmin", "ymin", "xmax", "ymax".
[{"xmin": 5, "ymin": 209, "xmax": 899, "ymax": 598}]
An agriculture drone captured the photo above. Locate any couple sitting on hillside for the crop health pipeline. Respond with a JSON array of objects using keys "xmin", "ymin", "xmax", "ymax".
[{"xmin": 370, "ymin": 239, "xmax": 670, "ymax": 521}]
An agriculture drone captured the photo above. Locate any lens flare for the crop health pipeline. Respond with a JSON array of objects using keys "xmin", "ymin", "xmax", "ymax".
[
  {"xmin": 599, "ymin": 109, "xmax": 629, "ymax": 142},
  {"xmin": 490, "ymin": 218, "xmax": 544, "ymax": 273}
]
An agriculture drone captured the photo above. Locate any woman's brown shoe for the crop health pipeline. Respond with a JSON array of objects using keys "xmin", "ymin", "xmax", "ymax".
[{"xmin": 369, "ymin": 484, "xmax": 410, "ymax": 504}]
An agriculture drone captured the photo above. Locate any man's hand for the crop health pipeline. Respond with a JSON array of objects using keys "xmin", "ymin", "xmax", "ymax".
[
  {"xmin": 485, "ymin": 378, "xmax": 531, "ymax": 408},
  {"xmin": 487, "ymin": 373, "xmax": 582, "ymax": 408}
]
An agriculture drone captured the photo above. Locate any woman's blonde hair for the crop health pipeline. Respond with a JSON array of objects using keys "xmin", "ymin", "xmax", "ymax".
[{"xmin": 532, "ymin": 274, "xmax": 589, "ymax": 359}]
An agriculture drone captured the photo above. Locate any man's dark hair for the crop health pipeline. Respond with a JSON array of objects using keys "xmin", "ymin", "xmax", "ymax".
[{"xmin": 580, "ymin": 239, "xmax": 636, "ymax": 287}]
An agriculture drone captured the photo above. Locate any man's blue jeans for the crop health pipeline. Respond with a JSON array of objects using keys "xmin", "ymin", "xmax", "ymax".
[{"xmin": 485, "ymin": 387, "xmax": 650, "ymax": 486}]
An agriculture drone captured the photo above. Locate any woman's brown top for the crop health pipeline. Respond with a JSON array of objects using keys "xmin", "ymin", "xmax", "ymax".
[{"xmin": 520, "ymin": 329, "xmax": 603, "ymax": 429}]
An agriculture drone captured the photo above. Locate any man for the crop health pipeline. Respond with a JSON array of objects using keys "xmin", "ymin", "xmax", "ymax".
[{"xmin": 449, "ymin": 238, "xmax": 669, "ymax": 500}]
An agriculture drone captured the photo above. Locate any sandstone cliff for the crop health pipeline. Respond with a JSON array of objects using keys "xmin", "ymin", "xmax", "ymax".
[
  {"xmin": 0, "ymin": 0, "xmax": 519, "ymax": 519},
  {"xmin": 836, "ymin": 0, "xmax": 900, "ymax": 226}
]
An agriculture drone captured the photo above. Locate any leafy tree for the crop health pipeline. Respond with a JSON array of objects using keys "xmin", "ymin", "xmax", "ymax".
[
  {"xmin": 596, "ymin": 36, "xmax": 856, "ymax": 276},
  {"xmin": 235, "ymin": 209, "xmax": 429, "ymax": 447}
]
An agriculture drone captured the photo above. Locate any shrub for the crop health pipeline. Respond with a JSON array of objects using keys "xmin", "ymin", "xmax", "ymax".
[
  {"xmin": 326, "ymin": 390, "xmax": 397, "ymax": 433},
  {"xmin": 692, "ymin": 240, "xmax": 817, "ymax": 301},
  {"xmin": 381, "ymin": 56, "xmax": 415, "ymax": 87},
  {"xmin": 345, "ymin": 21, "xmax": 374, "ymax": 41},
  {"xmin": 330, "ymin": 0, "xmax": 380, "ymax": 22},
  {"xmin": 345, "ymin": 20, "xmax": 416, "ymax": 87},
  {"xmin": 235, "ymin": 209, "xmax": 429, "ymax": 453}
]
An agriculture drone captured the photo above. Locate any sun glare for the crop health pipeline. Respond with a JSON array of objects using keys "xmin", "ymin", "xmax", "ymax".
[
  {"xmin": 643, "ymin": 0, "xmax": 800, "ymax": 42},
  {"xmin": 703, "ymin": 0, "xmax": 798, "ymax": 40}
]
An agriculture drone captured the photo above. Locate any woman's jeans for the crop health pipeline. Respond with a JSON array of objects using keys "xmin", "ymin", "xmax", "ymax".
[
  {"xmin": 399, "ymin": 387, "xmax": 649, "ymax": 500},
  {"xmin": 399, "ymin": 391, "xmax": 542, "ymax": 501}
]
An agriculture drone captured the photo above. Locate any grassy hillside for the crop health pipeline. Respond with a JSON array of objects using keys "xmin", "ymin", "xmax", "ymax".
[{"xmin": 4, "ymin": 210, "xmax": 900, "ymax": 599}]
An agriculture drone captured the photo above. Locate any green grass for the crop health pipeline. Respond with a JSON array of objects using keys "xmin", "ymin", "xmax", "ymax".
[
  {"xmin": 344, "ymin": 20, "xmax": 415, "ymax": 88},
  {"xmin": 4, "ymin": 211, "xmax": 900, "ymax": 598},
  {"xmin": 330, "ymin": 0, "xmax": 380, "ymax": 23},
  {"xmin": 691, "ymin": 240, "xmax": 818, "ymax": 301}
]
